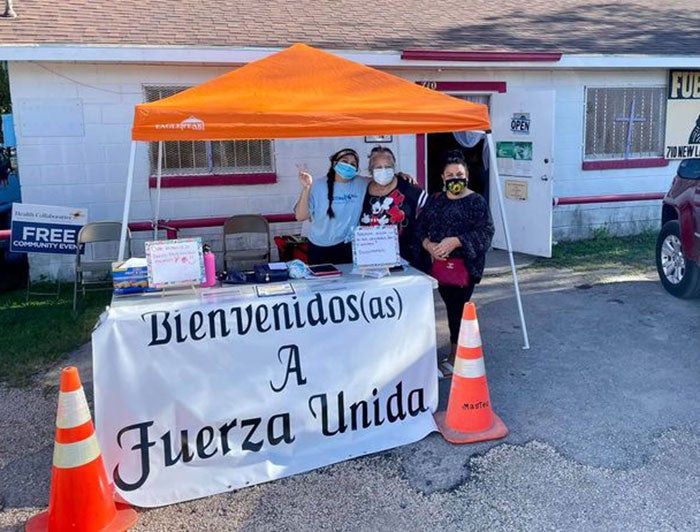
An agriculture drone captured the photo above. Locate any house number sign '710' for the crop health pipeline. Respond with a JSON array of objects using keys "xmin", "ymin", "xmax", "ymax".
[{"xmin": 417, "ymin": 81, "xmax": 438, "ymax": 90}]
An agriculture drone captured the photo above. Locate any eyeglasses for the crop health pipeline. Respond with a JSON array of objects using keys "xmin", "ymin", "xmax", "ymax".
[{"xmin": 444, "ymin": 172, "xmax": 467, "ymax": 179}]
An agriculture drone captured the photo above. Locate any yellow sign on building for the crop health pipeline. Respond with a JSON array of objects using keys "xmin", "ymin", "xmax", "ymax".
[{"xmin": 665, "ymin": 70, "xmax": 700, "ymax": 159}]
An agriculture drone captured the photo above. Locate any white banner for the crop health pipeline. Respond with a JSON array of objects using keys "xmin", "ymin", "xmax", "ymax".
[{"xmin": 93, "ymin": 274, "xmax": 438, "ymax": 507}]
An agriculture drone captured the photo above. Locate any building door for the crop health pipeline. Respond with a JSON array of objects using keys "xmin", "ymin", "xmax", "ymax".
[
  {"xmin": 426, "ymin": 94, "xmax": 491, "ymax": 198},
  {"xmin": 489, "ymin": 91, "xmax": 555, "ymax": 257}
]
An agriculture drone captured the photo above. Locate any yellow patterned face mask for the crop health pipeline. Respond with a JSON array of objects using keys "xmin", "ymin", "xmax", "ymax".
[{"xmin": 445, "ymin": 178, "xmax": 468, "ymax": 195}]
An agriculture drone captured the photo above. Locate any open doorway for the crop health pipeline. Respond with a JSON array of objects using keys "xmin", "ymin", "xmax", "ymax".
[
  {"xmin": 426, "ymin": 134, "xmax": 489, "ymax": 200},
  {"xmin": 425, "ymin": 94, "xmax": 490, "ymax": 202}
]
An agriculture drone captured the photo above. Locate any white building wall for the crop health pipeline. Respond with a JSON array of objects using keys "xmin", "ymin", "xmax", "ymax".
[
  {"xmin": 8, "ymin": 62, "xmax": 412, "ymax": 277},
  {"xmin": 8, "ymin": 61, "xmax": 677, "ymax": 278},
  {"xmin": 388, "ymin": 66, "xmax": 676, "ymax": 241}
]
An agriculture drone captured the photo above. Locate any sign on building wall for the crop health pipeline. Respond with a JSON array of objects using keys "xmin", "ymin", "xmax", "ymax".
[
  {"xmin": 510, "ymin": 113, "xmax": 531, "ymax": 135},
  {"xmin": 664, "ymin": 70, "xmax": 700, "ymax": 159},
  {"xmin": 10, "ymin": 203, "xmax": 87, "ymax": 254},
  {"xmin": 496, "ymin": 141, "xmax": 533, "ymax": 178}
]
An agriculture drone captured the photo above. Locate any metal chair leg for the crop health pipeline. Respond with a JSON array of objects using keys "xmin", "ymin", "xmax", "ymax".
[{"xmin": 73, "ymin": 275, "xmax": 78, "ymax": 311}]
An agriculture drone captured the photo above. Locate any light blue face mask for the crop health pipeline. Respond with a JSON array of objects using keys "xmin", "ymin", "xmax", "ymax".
[{"xmin": 334, "ymin": 161, "xmax": 358, "ymax": 180}]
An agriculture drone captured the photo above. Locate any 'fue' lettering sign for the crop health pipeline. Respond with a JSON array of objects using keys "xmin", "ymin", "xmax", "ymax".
[
  {"xmin": 668, "ymin": 71, "xmax": 700, "ymax": 100},
  {"xmin": 664, "ymin": 70, "xmax": 700, "ymax": 159}
]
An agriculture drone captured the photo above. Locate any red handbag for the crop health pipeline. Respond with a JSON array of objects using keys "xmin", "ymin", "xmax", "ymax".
[{"xmin": 431, "ymin": 258, "xmax": 470, "ymax": 287}]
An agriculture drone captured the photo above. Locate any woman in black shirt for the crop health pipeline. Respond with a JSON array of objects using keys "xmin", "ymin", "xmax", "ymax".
[
  {"xmin": 415, "ymin": 150, "xmax": 494, "ymax": 376},
  {"xmin": 359, "ymin": 146, "xmax": 427, "ymax": 265}
]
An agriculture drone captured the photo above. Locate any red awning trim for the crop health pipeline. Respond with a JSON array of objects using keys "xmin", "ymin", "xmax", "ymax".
[{"xmin": 402, "ymin": 50, "xmax": 562, "ymax": 62}]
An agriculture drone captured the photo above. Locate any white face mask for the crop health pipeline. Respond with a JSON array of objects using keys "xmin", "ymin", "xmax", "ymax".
[{"xmin": 372, "ymin": 167, "xmax": 395, "ymax": 186}]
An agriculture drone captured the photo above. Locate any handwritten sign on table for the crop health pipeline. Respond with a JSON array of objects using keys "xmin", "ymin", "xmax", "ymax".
[
  {"xmin": 145, "ymin": 237, "xmax": 205, "ymax": 289},
  {"xmin": 352, "ymin": 226, "xmax": 401, "ymax": 268}
]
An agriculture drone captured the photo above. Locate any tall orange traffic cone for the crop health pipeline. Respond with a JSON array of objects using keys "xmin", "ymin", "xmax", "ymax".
[
  {"xmin": 435, "ymin": 302, "xmax": 508, "ymax": 444},
  {"xmin": 26, "ymin": 367, "xmax": 138, "ymax": 532}
]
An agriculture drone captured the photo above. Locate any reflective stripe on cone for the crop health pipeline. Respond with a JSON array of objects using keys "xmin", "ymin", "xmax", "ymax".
[
  {"xmin": 53, "ymin": 434, "xmax": 102, "ymax": 469},
  {"xmin": 457, "ymin": 319, "xmax": 482, "ymax": 349},
  {"xmin": 56, "ymin": 388, "xmax": 92, "ymax": 429},
  {"xmin": 453, "ymin": 356, "xmax": 486, "ymax": 379}
]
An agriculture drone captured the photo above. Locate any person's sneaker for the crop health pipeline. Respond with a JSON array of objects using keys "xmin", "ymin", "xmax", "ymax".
[{"xmin": 438, "ymin": 360, "xmax": 454, "ymax": 379}]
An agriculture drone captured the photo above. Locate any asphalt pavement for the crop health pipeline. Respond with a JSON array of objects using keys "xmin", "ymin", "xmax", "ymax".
[{"xmin": 1, "ymin": 252, "xmax": 699, "ymax": 531}]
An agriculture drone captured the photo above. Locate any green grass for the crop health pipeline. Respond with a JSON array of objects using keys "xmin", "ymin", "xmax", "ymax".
[
  {"xmin": 533, "ymin": 229, "xmax": 657, "ymax": 271},
  {"xmin": 0, "ymin": 284, "xmax": 111, "ymax": 386}
]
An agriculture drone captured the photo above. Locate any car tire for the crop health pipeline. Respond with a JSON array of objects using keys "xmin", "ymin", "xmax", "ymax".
[{"xmin": 656, "ymin": 220, "xmax": 700, "ymax": 298}]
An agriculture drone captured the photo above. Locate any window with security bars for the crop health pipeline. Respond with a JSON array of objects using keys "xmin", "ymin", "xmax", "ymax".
[
  {"xmin": 584, "ymin": 87, "xmax": 666, "ymax": 160},
  {"xmin": 144, "ymin": 86, "xmax": 274, "ymax": 176}
]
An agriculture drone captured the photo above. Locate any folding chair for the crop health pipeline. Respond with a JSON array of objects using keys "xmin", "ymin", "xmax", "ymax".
[
  {"xmin": 73, "ymin": 222, "xmax": 131, "ymax": 310},
  {"xmin": 222, "ymin": 215, "xmax": 271, "ymax": 271}
]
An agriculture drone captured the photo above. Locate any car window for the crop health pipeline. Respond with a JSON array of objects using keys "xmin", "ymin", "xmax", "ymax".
[{"xmin": 678, "ymin": 159, "xmax": 700, "ymax": 180}]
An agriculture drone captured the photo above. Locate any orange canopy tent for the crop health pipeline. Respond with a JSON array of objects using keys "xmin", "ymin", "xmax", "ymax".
[
  {"xmin": 120, "ymin": 43, "xmax": 528, "ymax": 348},
  {"xmin": 131, "ymin": 43, "xmax": 491, "ymax": 141}
]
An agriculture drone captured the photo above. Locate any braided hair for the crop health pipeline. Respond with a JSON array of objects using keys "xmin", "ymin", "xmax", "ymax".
[{"xmin": 326, "ymin": 148, "xmax": 359, "ymax": 219}]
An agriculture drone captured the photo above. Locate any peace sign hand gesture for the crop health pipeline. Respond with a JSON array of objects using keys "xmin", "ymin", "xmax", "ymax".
[{"xmin": 297, "ymin": 163, "xmax": 313, "ymax": 189}]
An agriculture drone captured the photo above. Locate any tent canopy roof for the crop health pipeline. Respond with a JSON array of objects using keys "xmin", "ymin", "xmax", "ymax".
[{"xmin": 132, "ymin": 43, "xmax": 491, "ymax": 141}]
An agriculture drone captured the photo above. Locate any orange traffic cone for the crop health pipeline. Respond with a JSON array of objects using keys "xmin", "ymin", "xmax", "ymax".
[
  {"xmin": 26, "ymin": 367, "xmax": 138, "ymax": 532},
  {"xmin": 435, "ymin": 302, "xmax": 508, "ymax": 444}
]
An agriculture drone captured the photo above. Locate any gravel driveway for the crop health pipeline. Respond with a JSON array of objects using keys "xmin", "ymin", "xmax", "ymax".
[{"xmin": 1, "ymin": 257, "xmax": 698, "ymax": 531}]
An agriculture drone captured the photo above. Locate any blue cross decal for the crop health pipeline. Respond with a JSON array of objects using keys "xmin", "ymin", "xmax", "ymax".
[{"xmin": 614, "ymin": 99, "xmax": 646, "ymax": 159}]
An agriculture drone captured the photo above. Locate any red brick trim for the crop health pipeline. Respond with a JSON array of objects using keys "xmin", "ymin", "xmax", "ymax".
[
  {"xmin": 554, "ymin": 193, "xmax": 665, "ymax": 206},
  {"xmin": 416, "ymin": 134, "xmax": 426, "ymax": 188},
  {"xmin": 403, "ymin": 50, "xmax": 562, "ymax": 62},
  {"xmin": 148, "ymin": 173, "xmax": 277, "ymax": 188},
  {"xmin": 419, "ymin": 81, "xmax": 507, "ymax": 93},
  {"xmin": 581, "ymin": 158, "xmax": 669, "ymax": 171}
]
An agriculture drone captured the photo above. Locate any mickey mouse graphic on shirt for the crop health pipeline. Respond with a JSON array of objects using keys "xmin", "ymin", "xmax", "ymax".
[{"xmin": 360, "ymin": 189, "xmax": 407, "ymax": 231}]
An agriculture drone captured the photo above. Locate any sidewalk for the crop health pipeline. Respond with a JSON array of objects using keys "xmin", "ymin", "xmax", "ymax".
[{"xmin": 483, "ymin": 248, "xmax": 536, "ymax": 275}]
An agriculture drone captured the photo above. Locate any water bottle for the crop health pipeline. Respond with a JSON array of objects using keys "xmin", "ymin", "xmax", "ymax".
[{"xmin": 202, "ymin": 244, "xmax": 217, "ymax": 287}]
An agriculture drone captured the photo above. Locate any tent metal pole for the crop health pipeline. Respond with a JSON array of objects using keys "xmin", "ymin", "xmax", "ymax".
[
  {"xmin": 485, "ymin": 132, "xmax": 530, "ymax": 350},
  {"xmin": 153, "ymin": 141, "xmax": 163, "ymax": 240},
  {"xmin": 118, "ymin": 141, "xmax": 137, "ymax": 262}
]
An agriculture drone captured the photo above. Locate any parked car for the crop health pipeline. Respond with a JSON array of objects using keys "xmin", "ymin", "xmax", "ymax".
[{"xmin": 656, "ymin": 158, "xmax": 700, "ymax": 298}]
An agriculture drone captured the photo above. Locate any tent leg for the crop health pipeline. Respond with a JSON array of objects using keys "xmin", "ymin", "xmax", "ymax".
[
  {"xmin": 118, "ymin": 142, "xmax": 137, "ymax": 262},
  {"xmin": 153, "ymin": 141, "xmax": 163, "ymax": 240},
  {"xmin": 485, "ymin": 132, "xmax": 530, "ymax": 350}
]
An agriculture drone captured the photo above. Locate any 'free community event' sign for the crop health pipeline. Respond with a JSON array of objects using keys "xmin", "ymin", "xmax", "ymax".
[{"xmin": 10, "ymin": 203, "xmax": 87, "ymax": 254}]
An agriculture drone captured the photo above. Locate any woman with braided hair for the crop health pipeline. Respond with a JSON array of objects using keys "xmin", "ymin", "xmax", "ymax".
[{"xmin": 294, "ymin": 148, "xmax": 368, "ymax": 265}]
